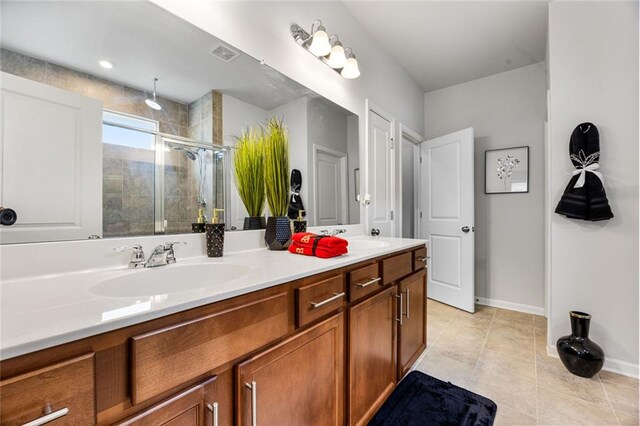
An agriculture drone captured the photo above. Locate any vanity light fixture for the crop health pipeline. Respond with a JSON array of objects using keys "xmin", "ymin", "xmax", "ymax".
[
  {"xmin": 291, "ymin": 20, "xmax": 360, "ymax": 79},
  {"xmin": 98, "ymin": 59, "xmax": 114, "ymax": 69},
  {"xmin": 144, "ymin": 77, "xmax": 162, "ymax": 111}
]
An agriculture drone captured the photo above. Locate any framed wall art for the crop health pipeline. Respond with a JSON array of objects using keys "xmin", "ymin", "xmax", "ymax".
[{"xmin": 485, "ymin": 146, "xmax": 529, "ymax": 194}]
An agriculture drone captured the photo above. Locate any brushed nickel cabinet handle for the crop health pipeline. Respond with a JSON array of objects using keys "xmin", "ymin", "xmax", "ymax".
[
  {"xmin": 356, "ymin": 277, "xmax": 381, "ymax": 288},
  {"xmin": 206, "ymin": 402, "xmax": 219, "ymax": 426},
  {"xmin": 22, "ymin": 405, "xmax": 69, "ymax": 426},
  {"xmin": 404, "ymin": 289, "xmax": 410, "ymax": 319},
  {"xmin": 395, "ymin": 293, "xmax": 404, "ymax": 325},
  {"xmin": 310, "ymin": 292, "xmax": 345, "ymax": 309},
  {"xmin": 416, "ymin": 257, "xmax": 427, "ymax": 262},
  {"xmin": 245, "ymin": 381, "xmax": 257, "ymax": 426}
]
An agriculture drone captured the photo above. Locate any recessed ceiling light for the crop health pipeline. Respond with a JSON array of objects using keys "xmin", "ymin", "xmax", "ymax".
[{"xmin": 98, "ymin": 59, "xmax": 114, "ymax": 69}]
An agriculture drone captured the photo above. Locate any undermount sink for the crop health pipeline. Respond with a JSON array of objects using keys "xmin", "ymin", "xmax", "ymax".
[
  {"xmin": 91, "ymin": 263, "xmax": 250, "ymax": 297},
  {"xmin": 347, "ymin": 239, "xmax": 391, "ymax": 249}
]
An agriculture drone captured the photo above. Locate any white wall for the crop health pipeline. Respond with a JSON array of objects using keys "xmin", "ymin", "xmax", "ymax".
[
  {"xmin": 547, "ymin": 1, "xmax": 639, "ymax": 377},
  {"xmin": 424, "ymin": 62, "xmax": 547, "ymax": 314},
  {"xmin": 150, "ymin": 0, "xmax": 425, "ymax": 229}
]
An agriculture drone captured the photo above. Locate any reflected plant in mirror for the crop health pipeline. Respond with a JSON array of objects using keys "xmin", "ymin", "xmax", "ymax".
[{"xmin": 233, "ymin": 127, "xmax": 266, "ymax": 230}]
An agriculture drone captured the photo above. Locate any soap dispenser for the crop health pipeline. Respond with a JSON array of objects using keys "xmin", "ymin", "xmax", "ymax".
[
  {"xmin": 293, "ymin": 209, "xmax": 307, "ymax": 233},
  {"xmin": 205, "ymin": 208, "xmax": 225, "ymax": 257},
  {"xmin": 192, "ymin": 208, "xmax": 207, "ymax": 233}
]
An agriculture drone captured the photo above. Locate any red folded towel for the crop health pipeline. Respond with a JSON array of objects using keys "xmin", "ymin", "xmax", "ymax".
[
  {"xmin": 288, "ymin": 242, "xmax": 348, "ymax": 259},
  {"xmin": 292, "ymin": 232, "xmax": 349, "ymax": 249}
]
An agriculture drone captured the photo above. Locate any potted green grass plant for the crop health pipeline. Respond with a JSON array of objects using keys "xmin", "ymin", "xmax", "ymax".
[
  {"xmin": 263, "ymin": 118, "xmax": 291, "ymax": 250},
  {"xmin": 234, "ymin": 127, "xmax": 266, "ymax": 230}
]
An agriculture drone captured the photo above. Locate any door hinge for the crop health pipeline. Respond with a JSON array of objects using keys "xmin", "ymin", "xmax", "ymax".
[
  {"xmin": 390, "ymin": 210, "xmax": 394, "ymax": 220},
  {"xmin": 419, "ymin": 211, "xmax": 423, "ymax": 219},
  {"xmin": 419, "ymin": 156, "xmax": 423, "ymax": 164}
]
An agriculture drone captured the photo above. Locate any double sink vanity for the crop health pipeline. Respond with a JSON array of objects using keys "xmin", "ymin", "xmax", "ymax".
[{"xmin": 0, "ymin": 236, "xmax": 428, "ymax": 426}]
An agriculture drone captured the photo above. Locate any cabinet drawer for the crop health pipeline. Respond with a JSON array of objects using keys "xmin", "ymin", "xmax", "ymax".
[
  {"xmin": 0, "ymin": 353, "xmax": 95, "ymax": 426},
  {"xmin": 348, "ymin": 262, "xmax": 382, "ymax": 302},
  {"xmin": 131, "ymin": 291, "xmax": 290, "ymax": 404},
  {"xmin": 413, "ymin": 247, "xmax": 428, "ymax": 271},
  {"xmin": 382, "ymin": 252, "xmax": 413, "ymax": 285},
  {"xmin": 296, "ymin": 274, "xmax": 345, "ymax": 327}
]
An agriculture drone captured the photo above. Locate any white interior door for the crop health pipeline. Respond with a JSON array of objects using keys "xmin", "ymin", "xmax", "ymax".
[
  {"xmin": 420, "ymin": 128, "xmax": 475, "ymax": 312},
  {"xmin": 368, "ymin": 107, "xmax": 394, "ymax": 236},
  {"xmin": 314, "ymin": 146, "xmax": 347, "ymax": 226},
  {"xmin": 0, "ymin": 72, "xmax": 103, "ymax": 244}
]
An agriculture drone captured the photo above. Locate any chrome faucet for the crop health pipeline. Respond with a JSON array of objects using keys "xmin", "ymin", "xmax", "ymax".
[
  {"xmin": 320, "ymin": 228, "xmax": 347, "ymax": 237},
  {"xmin": 114, "ymin": 242, "xmax": 186, "ymax": 268},
  {"xmin": 114, "ymin": 244, "xmax": 146, "ymax": 268},
  {"xmin": 146, "ymin": 242, "xmax": 186, "ymax": 268}
]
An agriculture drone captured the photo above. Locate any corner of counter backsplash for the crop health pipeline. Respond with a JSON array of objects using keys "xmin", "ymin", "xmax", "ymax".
[{"xmin": 0, "ymin": 223, "xmax": 366, "ymax": 281}]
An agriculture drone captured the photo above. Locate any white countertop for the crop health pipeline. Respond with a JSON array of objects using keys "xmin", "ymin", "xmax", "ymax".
[{"xmin": 0, "ymin": 237, "xmax": 426, "ymax": 360}]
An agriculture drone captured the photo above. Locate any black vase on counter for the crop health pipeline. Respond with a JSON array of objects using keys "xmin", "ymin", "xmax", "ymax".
[
  {"xmin": 243, "ymin": 216, "xmax": 266, "ymax": 230},
  {"xmin": 556, "ymin": 311, "xmax": 605, "ymax": 378},
  {"xmin": 264, "ymin": 216, "xmax": 292, "ymax": 250}
]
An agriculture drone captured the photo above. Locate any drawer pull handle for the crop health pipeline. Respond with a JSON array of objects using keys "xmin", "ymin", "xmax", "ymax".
[
  {"xmin": 310, "ymin": 292, "xmax": 345, "ymax": 309},
  {"xmin": 22, "ymin": 405, "xmax": 68, "ymax": 426},
  {"xmin": 245, "ymin": 381, "xmax": 257, "ymax": 426},
  {"xmin": 403, "ymin": 288, "xmax": 410, "ymax": 319},
  {"xmin": 396, "ymin": 293, "xmax": 404, "ymax": 325},
  {"xmin": 416, "ymin": 257, "xmax": 427, "ymax": 262},
  {"xmin": 206, "ymin": 402, "xmax": 219, "ymax": 426},
  {"xmin": 356, "ymin": 277, "xmax": 381, "ymax": 288}
]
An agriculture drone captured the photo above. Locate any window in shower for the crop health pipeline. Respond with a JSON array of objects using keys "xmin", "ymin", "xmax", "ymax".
[{"xmin": 102, "ymin": 111, "xmax": 158, "ymax": 237}]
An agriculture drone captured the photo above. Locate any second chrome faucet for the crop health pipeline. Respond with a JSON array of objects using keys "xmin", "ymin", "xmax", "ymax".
[{"xmin": 115, "ymin": 242, "xmax": 186, "ymax": 268}]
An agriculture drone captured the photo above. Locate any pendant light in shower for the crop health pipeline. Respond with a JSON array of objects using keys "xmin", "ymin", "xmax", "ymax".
[{"xmin": 145, "ymin": 77, "xmax": 162, "ymax": 111}]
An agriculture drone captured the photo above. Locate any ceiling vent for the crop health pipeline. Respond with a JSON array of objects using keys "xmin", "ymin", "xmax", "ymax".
[{"xmin": 210, "ymin": 43, "xmax": 240, "ymax": 63}]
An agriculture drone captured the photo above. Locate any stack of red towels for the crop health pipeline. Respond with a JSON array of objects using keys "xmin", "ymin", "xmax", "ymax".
[{"xmin": 288, "ymin": 232, "xmax": 349, "ymax": 258}]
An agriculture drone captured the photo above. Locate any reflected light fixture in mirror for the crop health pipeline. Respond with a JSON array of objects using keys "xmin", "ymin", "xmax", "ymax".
[
  {"xmin": 144, "ymin": 77, "xmax": 162, "ymax": 111},
  {"xmin": 291, "ymin": 21, "xmax": 359, "ymax": 79},
  {"xmin": 98, "ymin": 59, "xmax": 114, "ymax": 69}
]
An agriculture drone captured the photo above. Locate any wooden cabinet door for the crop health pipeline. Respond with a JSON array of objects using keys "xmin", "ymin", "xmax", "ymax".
[
  {"xmin": 348, "ymin": 285, "xmax": 397, "ymax": 426},
  {"xmin": 398, "ymin": 269, "xmax": 427, "ymax": 379},
  {"xmin": 115, "ymin": 377, "xmax": 216, "ymax": 426},
  {"xmin": 237, "ymin": 313, "xmax": 345, "ymax": 426}
]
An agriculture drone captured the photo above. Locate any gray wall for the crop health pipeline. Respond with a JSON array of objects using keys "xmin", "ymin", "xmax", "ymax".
[
  {"xmin": 424, "ymin": 62, "xmax": 547, "ymax": 312},
  {"xmin": 548, "ymin": 1, "xmax": 638, "ymax": 375}
]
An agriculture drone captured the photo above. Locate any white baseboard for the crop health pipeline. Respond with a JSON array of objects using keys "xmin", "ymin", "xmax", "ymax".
[
  {"xmin": 546, "ymin": 345, "xmax": 639, "ymax": 379},
  {"xmin": 476, "ymin": 297, "xmax": 545, "ymax": 316}
]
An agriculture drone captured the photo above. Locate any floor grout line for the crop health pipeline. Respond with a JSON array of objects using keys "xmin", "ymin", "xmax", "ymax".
[
  {"xmin": 599, "ymin": 376, "xmax": 622, "ymax": 426},
  {"xmin": 471, "ymin": 306, "xmax": 496, "ymax": 375}
]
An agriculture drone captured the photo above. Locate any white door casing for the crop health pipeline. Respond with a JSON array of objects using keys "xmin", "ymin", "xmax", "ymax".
[
  {"xmin": 0, "ymin": 72, "xmax": 103, "ymax": 244},
  {"xmin": 313, "ymin": 144, "xmax": 347, "ymax": 226},
  {"xmin": 366, "ymin": 102, "xmax": 395, "ymax": 236},
  {"xmin": 420, "ymin": 128, "xmax": 475, "ymax": 312}
]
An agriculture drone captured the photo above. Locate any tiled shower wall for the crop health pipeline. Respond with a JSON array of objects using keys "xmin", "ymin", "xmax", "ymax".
[{"xmin": 1, "ymin": 48, "xmax": 223, "ymax": 237}]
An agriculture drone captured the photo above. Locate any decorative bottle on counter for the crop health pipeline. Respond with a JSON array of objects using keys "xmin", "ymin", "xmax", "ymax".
[
  {"xmin": 205, "ymin": 208, "xmax": 225, "ymax": 257},
  {"xmin": 192, "ymin": 208, "xmax": 207, "ymax": 233},
  {"xmin": 293, "ymin": 209, "xmax": 307, "ymax": 233},
  {"xmin": 556, "ymin": 311, "xmax": 605, "ymax": 378}
]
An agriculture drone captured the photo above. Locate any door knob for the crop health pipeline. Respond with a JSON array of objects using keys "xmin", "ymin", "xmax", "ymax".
[{"xmin": 462, "ymin": 226, "xmax": 470, "ymax": 233}]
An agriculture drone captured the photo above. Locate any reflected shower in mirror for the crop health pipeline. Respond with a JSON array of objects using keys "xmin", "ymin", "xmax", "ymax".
[{"xmin": 0, "ymin": 0, "xmax": 358, "ymax": 244}]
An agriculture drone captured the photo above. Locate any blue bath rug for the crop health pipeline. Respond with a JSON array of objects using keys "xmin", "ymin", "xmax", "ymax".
[{"xmin": 369, "ymin": 371, "xmax": 497, "ymax": 426}]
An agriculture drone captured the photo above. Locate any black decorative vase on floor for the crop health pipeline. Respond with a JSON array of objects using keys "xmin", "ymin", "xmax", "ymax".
[
  {"xmin": 264, "ymin": 216, "xmax": 292, "ymax": 250},
  {"xmin": 556, "ymin": 311, "xmax": 605, "ymax": 378},
  {"xmin": 243, "ymin": 216, "xmax": 266, "ymax": 230}
]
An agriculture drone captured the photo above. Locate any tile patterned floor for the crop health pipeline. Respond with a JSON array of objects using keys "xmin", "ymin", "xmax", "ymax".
[{"xmin": 413, "ymin": 299, "xmax": 639, "ymax": 425}]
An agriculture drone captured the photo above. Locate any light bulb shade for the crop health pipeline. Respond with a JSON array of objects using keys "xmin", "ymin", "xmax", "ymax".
[
  {"xmin": 145, "ymin": 98, "xmax": 162, "ymax": 110},
  {"xmin": 308, "ymin": 29, "xmax": 331, "ymax": 56},
  {"xmin": 326, "ymin": 44, "xmax": 347, "ymax": 69},
  {"xmin": 341, "ymin": 57, "xmax": 360, "ymax": 79}
]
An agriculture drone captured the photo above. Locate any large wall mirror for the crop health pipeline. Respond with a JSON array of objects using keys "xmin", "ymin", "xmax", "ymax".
[{"xmin": 0, "ymin": 1, "xmax": 360, "ymax": 244}]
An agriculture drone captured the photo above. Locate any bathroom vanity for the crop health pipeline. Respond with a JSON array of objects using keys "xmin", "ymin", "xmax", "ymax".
[{"xmin": 0, "ymin": 240, "xmax": 427, "ymax": 426}]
